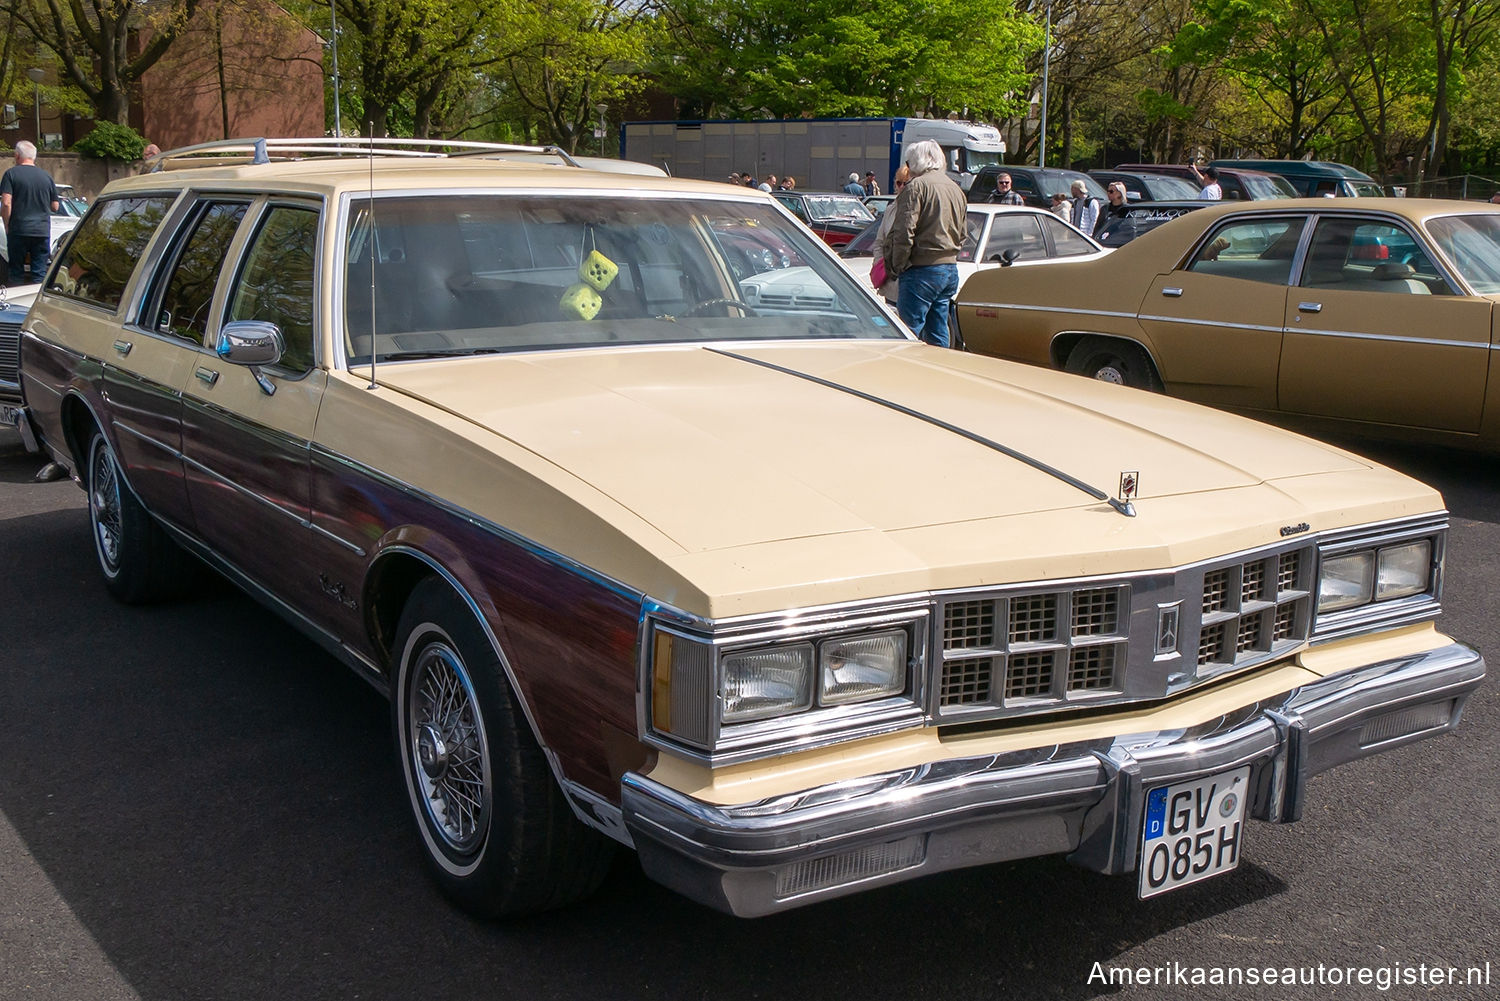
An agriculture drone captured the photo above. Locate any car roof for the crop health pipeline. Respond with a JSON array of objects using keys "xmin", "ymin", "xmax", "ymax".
[
  {"xmin": 103, "ymin": 155, "xmax": 762, "ymax": 203},
  {"xmin": 1212, "ymin": 159, "xmax": 1375, "ymax": 180},
  {"xmin": 1125, "ymin": 196, "xmax": 1495, "ymax": 226}
]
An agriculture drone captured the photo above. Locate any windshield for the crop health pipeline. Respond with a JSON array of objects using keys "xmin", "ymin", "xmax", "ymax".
[
  {"xmin": 964, "ymin": 150, "xmax": 1003, "ymax": 171},
  {"xmin": 1425, "ymin": 214, "xmax": 1500, "ymax": 293},
  {"xmin": 803, "ymin": 195, "xmax": 875, "ymax": 224},
  {"xmin": 342, "ymin": 194, "xmax": 902, "ymax": 364},
  {"xmin": 1242, "ymin": 175, "xmax": 1297, "ymax": 199},
  {"xmin": 1145, "ymin": 176, "xmax": 1200, "ymax": 199}
]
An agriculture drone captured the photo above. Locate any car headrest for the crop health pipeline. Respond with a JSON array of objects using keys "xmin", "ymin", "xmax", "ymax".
[{"xmin": 1372, "ymin": 261, "xmax": 1415, "ymax": 281}]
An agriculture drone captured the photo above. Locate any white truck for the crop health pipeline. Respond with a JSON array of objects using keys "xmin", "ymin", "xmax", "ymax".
[{"xmin": 619, "ymin": 117, "xmax": 1006, "ymax": 193}]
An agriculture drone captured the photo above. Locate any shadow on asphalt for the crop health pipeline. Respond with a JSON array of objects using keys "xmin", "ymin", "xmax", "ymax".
[{"xmin": 0, "ymin": 502, "xmax": 1287, "ymax": 1001}]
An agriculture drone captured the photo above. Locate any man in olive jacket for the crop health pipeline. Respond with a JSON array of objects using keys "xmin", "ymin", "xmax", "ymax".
[{"xmin": 883, "ymin": 140, "xmax": 966, "ymax": 347}]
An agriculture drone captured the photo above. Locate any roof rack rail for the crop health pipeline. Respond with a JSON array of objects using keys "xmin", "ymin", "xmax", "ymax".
[{"xmin": 147, "ymin": 137, "xmax": 583, "ymax": 170}]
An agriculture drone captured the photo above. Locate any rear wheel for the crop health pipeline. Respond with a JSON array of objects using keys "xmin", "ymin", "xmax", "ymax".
[
  {"xmin": 392, "ymin": 577, "xmax": 614, "ymax": 917},
  {"xmin": 1065, "ymin": 337, "xmax": 1162, "ymax": 391},
  {"xmin": 85, "ymin": 429, "xmax": 187, "ymax": 603}
]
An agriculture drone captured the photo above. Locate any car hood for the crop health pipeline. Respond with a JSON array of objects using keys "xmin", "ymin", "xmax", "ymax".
[{"xmin": 372, "ymin": 340, "xmax": 1418, "ymax": 563}]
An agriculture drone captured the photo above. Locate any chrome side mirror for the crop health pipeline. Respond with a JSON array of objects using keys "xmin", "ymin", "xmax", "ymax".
[
  {"xmin": 215, "ymin": 320, "xmax": 284, "ymax": 395},
  {"xmin": 216, "ymin": 320, "xmax": 284, "ymax": 366}
]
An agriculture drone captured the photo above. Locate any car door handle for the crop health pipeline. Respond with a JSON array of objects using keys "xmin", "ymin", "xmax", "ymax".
[
  {"xmin": 1297, "ymin": 301, "xmax": 1323, "ymax": 313},
  {"xmin": 195, "ymin": 367, "xmax": 220, "ymax": 386},
  {"xmin": 112, "ymin": 339, "xmax": 132, "ymax": 356},
  {"xmin": 1162, "ymin": 287, "xmax": 1183, "ymax": 297}
]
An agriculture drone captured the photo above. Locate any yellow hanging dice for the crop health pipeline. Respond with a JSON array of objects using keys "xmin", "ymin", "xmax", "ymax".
[
  {"xmin": 559, "ymin": 281, "xmax": 603, "ymax": 320},
  {"xmin": 578, "ymin": 250, "xmax": 619, "ymax": 292}
]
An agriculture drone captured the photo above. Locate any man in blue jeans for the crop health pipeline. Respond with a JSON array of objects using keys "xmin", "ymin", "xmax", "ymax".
[
  {"xmin": 1, "ymin": 140, "xmax": 59, "ymax": 285},
  {"xmin": 883, "ymin": 139, "xmax": 966, "ymax": 347}
]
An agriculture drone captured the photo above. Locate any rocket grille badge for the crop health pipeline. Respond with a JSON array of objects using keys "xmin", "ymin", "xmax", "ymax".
[{"xmin": 1119, "ymin": 471, "xmax": 1140, "ymax": 501}]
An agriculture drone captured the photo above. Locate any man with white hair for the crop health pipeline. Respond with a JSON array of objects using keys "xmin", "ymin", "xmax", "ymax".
[
  {"xmin": 1, "ymin": 140, "xmax": 60, "ymax": 284},
  {"xmin": 843, "ymin": 172, "xmax": 867, "ymax": 195},
  {"xmin": 883, "ymin": 139, "xmax": 966, "ymax": 347}
]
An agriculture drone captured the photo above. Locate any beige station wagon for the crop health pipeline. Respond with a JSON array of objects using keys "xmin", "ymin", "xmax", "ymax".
[
  {"xmin": 14, "ymin": 140, "xmax": 1484, "ymax": 917},
  {"xmin": 956, "ymin": 198, "xmax": 1500, "ymax": 451}
]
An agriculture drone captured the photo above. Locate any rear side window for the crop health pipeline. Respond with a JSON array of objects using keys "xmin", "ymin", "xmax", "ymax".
[
  {"xmin": 1041, "ymin": 215, "xmax": 1097, "ymax": 256},
  {"xmin": 48, "ymin": 195, "xmax": 176, "ymax": 311},
  {"xmin": 151, "ymin": 201, "xmax": 249, "ymax": 343}
]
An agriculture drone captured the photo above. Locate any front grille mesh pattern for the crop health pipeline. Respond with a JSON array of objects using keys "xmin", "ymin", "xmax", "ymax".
[
  {"xmin": 0, "ymin": 320, "xmax": 21, "ymax": 387},
  {"xmin": 1197, "ymin": 549, "xmax": 1310, "ymax": 672},
  {"xmin": 938, "ymin": 587, "xmax": 1128, "ymax": 710},
  {"xmin": 936, "ymin": 542, "xmax": 1314, "ymax": 721}
]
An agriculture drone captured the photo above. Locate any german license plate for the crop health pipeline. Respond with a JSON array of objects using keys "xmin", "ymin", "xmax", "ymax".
[{"xmin": 1138, "ymin": 766, "xmax": 1249, "ymax": 898}]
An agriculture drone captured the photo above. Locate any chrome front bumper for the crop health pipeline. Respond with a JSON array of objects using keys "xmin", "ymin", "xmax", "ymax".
[{"xmin": 621, "ymin": 641, "xmax": 1484, "ymax": 917}]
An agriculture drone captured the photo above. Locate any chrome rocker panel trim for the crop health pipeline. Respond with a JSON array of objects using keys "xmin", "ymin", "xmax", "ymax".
[{"xmin": 621, "ymin": 640, "xmax": 1483, "ymax": 917}]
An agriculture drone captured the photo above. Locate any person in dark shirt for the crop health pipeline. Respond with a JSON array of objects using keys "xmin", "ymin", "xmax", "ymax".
[
  {"xmin": 988, "ymin": 172, "xmax": 1024, "ymax": 205},
  {"xmin": 1, "ymin": 140, "xmax": 60, "ymax": 284}
]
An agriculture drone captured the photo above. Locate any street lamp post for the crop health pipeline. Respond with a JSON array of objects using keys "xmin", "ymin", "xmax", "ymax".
[
  {"xmin": 1038, "ymin": 1, "xmax": 1052, "ymax": 168},
  {"xmin": 328, "ymin": 0, "xmax": 343, "ymax": 137},
  {"xmin": 26, "ymin": 67, "xmax": 44, "ymax": 147}
]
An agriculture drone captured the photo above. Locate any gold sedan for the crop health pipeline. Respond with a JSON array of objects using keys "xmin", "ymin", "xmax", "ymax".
[{"xmin": 956, "ymin": 198, "xmax": 1500, "ymax": 449}]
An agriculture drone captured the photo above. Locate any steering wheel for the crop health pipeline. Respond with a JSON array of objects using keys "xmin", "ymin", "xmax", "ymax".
[{"xmin": 682, "ymin": 297, "xmax": 760, "ymax": 317}]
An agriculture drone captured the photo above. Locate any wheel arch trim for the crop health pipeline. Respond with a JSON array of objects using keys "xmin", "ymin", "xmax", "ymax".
[
  {"xmin": 373, "ymin": 543, "xmax": 633, "ymax": 845},
  {"xmin": 1049, "ymin": 330, "xmax": 1165, "ymax": 381}
]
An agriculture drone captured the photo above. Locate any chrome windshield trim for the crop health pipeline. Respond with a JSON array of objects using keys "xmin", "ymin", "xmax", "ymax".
[{"xmin": 709, "ymin": 347, "xmax": 1137, "ymax": 517}]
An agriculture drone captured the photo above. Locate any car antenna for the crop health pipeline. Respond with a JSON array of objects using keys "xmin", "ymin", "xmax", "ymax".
[{"xmin": 366, "ymin": 125, "xmax": 378, "ymax": 391}]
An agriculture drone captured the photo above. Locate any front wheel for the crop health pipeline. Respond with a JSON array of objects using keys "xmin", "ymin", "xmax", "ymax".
[
  {"xmin": 392, "ymin": 578, "xmax": 614, "ymax": 917},
  {"xmin": 1064, "ymin": 338, "xmax": 1162, "ymax": 391},
  {"xmin": 85, "ymin": 429, "xmax": 186, "ymax": 603}
]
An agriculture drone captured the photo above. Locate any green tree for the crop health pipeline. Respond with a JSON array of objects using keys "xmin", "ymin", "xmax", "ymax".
[
  {"xmin": 654, "ymin": 0, "xmax": 1040, "ymax": 121},
  {"xmin": 0, "ymin": 0, "xmax": 200, "ymax": 124},
  {"xmin": 496, "ymin": 0, "xmax": 658, "ymax": 151}
]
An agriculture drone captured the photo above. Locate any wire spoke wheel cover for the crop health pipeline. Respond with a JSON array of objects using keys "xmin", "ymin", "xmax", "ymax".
[
  {"xmin": 406, "ymin": 638, "xmax": 492, "ymax": 857},
  {"xmin": 89, "ymin": 436, "xmax": 124, "ymax": 575}
]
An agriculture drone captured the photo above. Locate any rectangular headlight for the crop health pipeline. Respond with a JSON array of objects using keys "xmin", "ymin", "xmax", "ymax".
[
  {"xmin": 1376, "ymin": 540, "xmax": 1431, "ymax": 601},
  {"xmin": 723, "ymin": 644, "xmax": 814, "ymax": 723},
  {"xmin": 1318, "ymin": 551, "xmax": 1375, "ymax": 613},
  {"xmin": 820, "ymin": 630, "xmax": 908, "ymax": 705}
]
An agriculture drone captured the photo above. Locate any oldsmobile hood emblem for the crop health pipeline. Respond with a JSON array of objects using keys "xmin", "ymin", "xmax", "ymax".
[
  {"xmin": 1119, "ymin": 471, "xmax": 1139, "ymax": 501},
  {"xmin": 1280, "ymin": 522, "xmax": 1311, "ymax": 537}
]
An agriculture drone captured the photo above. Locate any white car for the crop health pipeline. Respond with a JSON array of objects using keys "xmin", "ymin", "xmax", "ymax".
[{"xmin": 841, "ymin": 203, "xmax": 1109, "ymax": 287}]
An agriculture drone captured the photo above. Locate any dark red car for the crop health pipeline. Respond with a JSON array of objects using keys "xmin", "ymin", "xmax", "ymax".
[{"xmin": 770, "ymin": 191, "xmax": 875, "ymax": 248}]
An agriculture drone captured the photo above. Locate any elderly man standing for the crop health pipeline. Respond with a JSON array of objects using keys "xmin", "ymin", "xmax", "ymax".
[
  {"xmin": 1, "ymin": 141, "xmax": 59, "ymax": 285},
  {"xmin": 883, "ymin": 139, "xmax": 966, "ymax": 348}
]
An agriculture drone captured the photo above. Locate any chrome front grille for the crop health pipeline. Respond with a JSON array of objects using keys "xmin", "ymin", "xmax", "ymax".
[
  {"xmin": 934, "ymin": 541, "xmax": 1315, "ymax": 723},
  {"xmin": 0, "ymin": 320, "xmax": 21, "ymax": 387},
  {"xmin": 937, "ymin": 586, "xmax": 1129, "ymax": 711},
  {"xmin": 1196, "ymin": 548, "xmax": 1310, "ymax": 673}
]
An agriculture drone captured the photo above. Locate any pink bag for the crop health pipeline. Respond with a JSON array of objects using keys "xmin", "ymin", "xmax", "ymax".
[{"xmin": 870, "ymin": 258, "xmax": 888, "ymax": 289}]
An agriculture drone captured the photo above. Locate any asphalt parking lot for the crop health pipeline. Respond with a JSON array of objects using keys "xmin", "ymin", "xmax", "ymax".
[{"xmin": 1, "ymin": 424, "xmax": 1496, "ymax": 1001}]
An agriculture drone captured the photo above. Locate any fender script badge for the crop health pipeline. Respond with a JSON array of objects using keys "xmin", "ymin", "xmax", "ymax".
[
  {"xmin": 1280, "ymin": 522, "xmax": 1311, "ymax": 538},
  {"xmin": 1119, "ymin": 471, "xmax": 1139, "ymax": 502}
]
